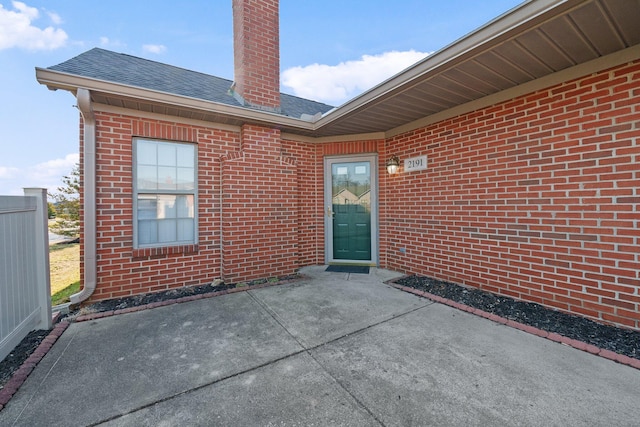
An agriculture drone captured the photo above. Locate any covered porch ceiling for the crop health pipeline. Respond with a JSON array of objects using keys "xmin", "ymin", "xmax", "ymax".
[
  {"xmin": 36, "ymin": 0, "xmax": 640, "ymax": 139},
  {"xmin": 315, "ymin": 0, "xmax": 640, "ymax": 137}
]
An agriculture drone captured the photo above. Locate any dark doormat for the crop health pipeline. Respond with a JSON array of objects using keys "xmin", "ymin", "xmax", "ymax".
[{"xmin": 326, "ymin": 265, "xmax": 370, "ymax": 274}]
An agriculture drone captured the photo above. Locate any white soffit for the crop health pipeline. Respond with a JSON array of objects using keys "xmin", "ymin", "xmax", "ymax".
[{"xmin": 314, "ymin": 0, "xmax": 640, "ymax": 137}]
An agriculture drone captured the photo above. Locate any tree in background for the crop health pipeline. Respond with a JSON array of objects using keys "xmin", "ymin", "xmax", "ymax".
[
  {"xmin": 49, "ymin": 163, "xmax": 80, "ymax": 239},
  {"xmin": 47, "ymin": 202, "xmax": 56, "ymax": 219}
]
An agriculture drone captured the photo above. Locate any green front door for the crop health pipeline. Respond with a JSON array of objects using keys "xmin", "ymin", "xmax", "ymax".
[{"xmin": 326, "ymin": 157, "xmax": 376, "ymax": 262}]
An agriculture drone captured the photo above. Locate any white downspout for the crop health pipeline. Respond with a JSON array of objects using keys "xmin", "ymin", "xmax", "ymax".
[
  {"xmin": 70, "ymin": 88, "xmax": 97, "ymax": 304},
  {"xmin": 220, "ymin": 156, "xmax": 225, "ymax": 282}
]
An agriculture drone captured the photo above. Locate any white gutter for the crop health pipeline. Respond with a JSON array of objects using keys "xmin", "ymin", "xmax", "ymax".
[
  {"xmin": 70, "ymin": 88, "xmax": 97, "ymax": 304},
  {"xmin": 35, "ymin": 68, "xmax": 319, "ymax": 130}
]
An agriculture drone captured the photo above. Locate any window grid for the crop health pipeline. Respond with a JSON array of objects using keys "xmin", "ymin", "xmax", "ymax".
[{"xmin": 133, "ymin": 139, "xmax": 197, "ymax": 248}]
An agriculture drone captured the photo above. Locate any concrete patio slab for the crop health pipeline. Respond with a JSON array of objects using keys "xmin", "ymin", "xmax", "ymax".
[
  {"xmin": 1, "ymin": 292, "xmax": 305, "ymax": 426},
  {"xmin": 250, "ymin": 266, "xmax": 426, "ymax": 348},
  {"xmin": 1, "ymin": 266, "xmax": 639, "ymax": 426},
  {"xmin": 311, "ymin": 302, "xmax": 640, "ymax": 426},
  {"xmin": 101, "ymin": 352, "xmax": 378, "ymax": 426}
]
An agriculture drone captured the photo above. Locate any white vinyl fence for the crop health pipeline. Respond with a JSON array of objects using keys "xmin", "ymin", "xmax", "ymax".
[{"xmin": 0, "ymin": 188, "xmax": 52, "ymax": 362}]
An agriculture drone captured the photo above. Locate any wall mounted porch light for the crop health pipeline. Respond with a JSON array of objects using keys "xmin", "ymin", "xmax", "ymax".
[{"xmin": 386, "ymin": 155, "xmax": 400, "ymax": 174}]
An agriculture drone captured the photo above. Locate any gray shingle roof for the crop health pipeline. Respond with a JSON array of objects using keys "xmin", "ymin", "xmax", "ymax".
[{"xmin": 48, "ymin": 48, "xmax": 334, "ymax": 119}]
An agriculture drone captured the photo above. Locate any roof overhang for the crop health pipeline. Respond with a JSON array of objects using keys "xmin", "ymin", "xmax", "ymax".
[
  {"xmin": 35, "ymin": 68, "xmax": 322, "ymax": 136},
  {"xmin": 314, "ymin": 0, "xmax": 640, "ymax": 137},
  {"xmin": 36, "ymin": 0, "xmax": 640, "ymax": 140}
]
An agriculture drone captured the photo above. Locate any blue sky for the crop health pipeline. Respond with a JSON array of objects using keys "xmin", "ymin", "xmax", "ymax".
[{"xmin": 0, "ymin": 0, "xmax": 522, "ymax": 196}]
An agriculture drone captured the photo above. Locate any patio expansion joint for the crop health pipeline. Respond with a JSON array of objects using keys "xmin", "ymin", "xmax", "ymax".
[
  {"xmin": 84, "ymin": 346, "xmax": 311, "ymax": 427},
  {"xmin": 246, "ymin": 289, "xmax": 435, "ymax": 427},
  {"xmin": 87, "ymin": 287, "xmax": 424, "ymax": 426},
  {"xmin": 2, "ymin": 285, "xmax": 433, "ymax": 423},
  {"xmin": 246, "ymin": 288, "xmax": 435, "ymax": 353}
]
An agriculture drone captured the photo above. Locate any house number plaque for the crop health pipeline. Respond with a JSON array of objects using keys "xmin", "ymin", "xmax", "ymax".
[{"xmin": 404, "ymin": 155, "xmax": 427, "ymax": 172}]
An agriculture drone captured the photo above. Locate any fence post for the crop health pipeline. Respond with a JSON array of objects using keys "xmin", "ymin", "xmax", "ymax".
[{"xmin": 24, "ymin": 188, "xmax": 52, "ymax": 330}]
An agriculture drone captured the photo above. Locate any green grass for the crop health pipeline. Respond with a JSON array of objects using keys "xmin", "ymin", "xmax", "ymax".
[
  {"xmin": 49, "ymin": 243, "xmax": 80, "ymax": 295},
  {"xmin": 51, "ymin": 280, "xmax": 81, "ymax": 306}
]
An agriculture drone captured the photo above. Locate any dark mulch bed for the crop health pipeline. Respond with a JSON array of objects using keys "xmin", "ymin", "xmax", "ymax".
[
  {"xmin": 66, "ymin": 275, "xmax": 299, "ymax": 316},
  {"xmin": 0, "ymin": 330, "xmax": 49, "ymax": 389},
  {"xmin": 83, "ymin": 282, "xmax": 242, "ymax": 313},
  {"xmin": 396, "ymin": 275, "xmax": 640, "ymax": 360},
  {"xmin": 0, "ymin": 275, "xmax": 299, "ymax": 392}
]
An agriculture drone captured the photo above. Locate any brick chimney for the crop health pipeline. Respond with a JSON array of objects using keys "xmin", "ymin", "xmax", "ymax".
[{"xmin": 232, "ymin": 0, "xmax": 281, "ymax": 112}]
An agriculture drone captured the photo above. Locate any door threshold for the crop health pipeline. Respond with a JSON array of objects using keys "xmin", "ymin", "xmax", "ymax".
[{"xmin": 328, "ymin": 262, "xmax": 377, "ymax": 267}]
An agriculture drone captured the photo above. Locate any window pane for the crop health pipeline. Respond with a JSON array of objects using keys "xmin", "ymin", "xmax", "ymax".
[
  {"xmin": 177, "ymin": 218, "xmax": 194, "ymax": 241},
  {"xmin": 177, "ymin": 144, "xmax": 194, "ymax": 167},
  {"xmin": 137, "ymin": 165, "xmax": 158, "ymax": 190},
  {"xmin": 177, "ymin": 167, "xmax": 195, "ymax": 190},
  {"xmin": 158, "ymin": 219, "xmax": 177, "ymax": 243},
  {"xmin": 137, "ymin": 141, "xmax": 157, "ymax": 165},
  {"xmin": 175, "ymin": 195, "xmax": 188, "ymax": 218},
  {"xmin": 137, "ymin": 195, "xmax": 157, "ymax": 220},
  {"xmin": 157, "ymin": 143, "xmax": 176, "ymax": 166},
  {"xmin": 138, "ymin": 220, "xmax": 157, "ymax": 245},
  {"xmin": 157, "ymin": 166, "xmax": 177, "ymax": 190},
  {"xmin": 157, "ymin": 195, "xmax": 177, "ymax": 219}
]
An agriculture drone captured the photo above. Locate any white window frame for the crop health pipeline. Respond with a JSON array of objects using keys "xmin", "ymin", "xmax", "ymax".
[{"xmin": 133, "ymin": 138, "xmax": 198, "ymax": 248}]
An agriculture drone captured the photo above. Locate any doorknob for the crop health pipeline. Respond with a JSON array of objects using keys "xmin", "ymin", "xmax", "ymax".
[{"xmin": 327, "ymin": 206, "xmax": 334, "ymax": 218}]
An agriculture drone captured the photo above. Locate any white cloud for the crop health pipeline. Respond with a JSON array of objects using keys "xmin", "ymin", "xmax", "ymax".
[
  {"xmin": 31, "ymin": 153, "xmax": 79, "ymax": 196},
  {"xmin": 36, "ymin": 153, "xmax": 79, "ymax": 170},
  {"xmin": 46, "ymin": 10, "xmax": 62, "ymax": 25},
  {"xmin": 0, "ymin": 153, "xmax": 79, "ymax": 196},
  {"xmin": 11, "ymin": 1, "xmax": 36, "ymax": 18},
  {"xmin": 143, "ymin": 44, "xmax": 166, "ymax": 54},
  {"xmin": 99, "ymin": 36, "xmax": 126, "ymax": 49},
  {"xmin": 0, "ymin": 1, "xmax": 67, "ymax": 50},
  {"xmin": 0, "ymin": 166, "xmax": 20, "ymax": 179},
  {"xmin": 282, "ymin": 50, "xmax": 430, "ymax": 105}
]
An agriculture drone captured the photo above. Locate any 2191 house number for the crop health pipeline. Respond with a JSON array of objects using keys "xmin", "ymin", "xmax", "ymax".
[{"xmin": 404, "ymin": 155, "xmax": 427, "ymax": 172}]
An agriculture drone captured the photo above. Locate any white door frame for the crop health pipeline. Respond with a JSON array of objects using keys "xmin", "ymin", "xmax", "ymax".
[{"xmin": 324, "ymin": 154, "xmax": 378, "ymax": 265}]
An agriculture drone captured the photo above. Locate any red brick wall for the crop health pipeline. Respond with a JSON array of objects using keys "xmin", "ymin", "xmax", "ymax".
[
  {"xmin": 79, "ymin": 60, "xmax": 638, "ymax": 332},
  {"xmin": 81, "ymin": 114, "xmax": 320, "ymax": 301},
  {"xmin": 81, "ymin": 116, "xmax": 389, "ymax": 301},
  {"xmin": 282, "ymin": 139, "xmax": 323, "ymax": 266},
  {"xmin": 384, "ymin": 61, "xmax": 640, "ymax": 330},
  {"xmin": 83, "ymin": 113, "xmax": 239, "ymax": 301},
  {"xmin": 232, "ymin": 0, "xmax": 280, "ymax": 110},
  {"xmin": 222, "ymin": 124, "xmax": 298, "ymax": 282}
]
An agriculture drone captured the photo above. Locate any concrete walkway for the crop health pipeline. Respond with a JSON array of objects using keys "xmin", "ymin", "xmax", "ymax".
[{"xmin": 2, "ymin": 266, "xmax": 639, "ymax": 426}]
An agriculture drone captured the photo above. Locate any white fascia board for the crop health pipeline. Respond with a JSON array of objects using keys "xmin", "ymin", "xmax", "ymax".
[
  {"xmin": 35, "ymin": 68, "xmax": 317, "ymax": 131},
  {"xmin": 315, "ymin": 0, "xmax": 583, "ymax": 128}
]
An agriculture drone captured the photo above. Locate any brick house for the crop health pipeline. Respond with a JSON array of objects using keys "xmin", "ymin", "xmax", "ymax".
[{"xmin": 37, "ymin": 0, "xmax": 640, "ymax": 330}]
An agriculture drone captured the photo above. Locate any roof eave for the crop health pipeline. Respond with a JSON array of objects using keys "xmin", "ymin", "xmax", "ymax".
[
  {"xmin": 315, "ymin": 0, "xmax": 584, "ymax": 129},
  {"xmin": 35, "ymin": 67, "xmax": 318, "ymax": 132}
]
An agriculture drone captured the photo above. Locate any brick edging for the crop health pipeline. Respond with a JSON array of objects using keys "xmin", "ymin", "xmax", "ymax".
[
  {"xmin": 389, "ymin": 283, "xmax": 640, "ymax": 370},
  {"xmin": 74, "ymin": 278, "xmax": 299, "ymax": 322},
  {"xmin": 0, "ymin": 321, "xmax": 70, "ymax": 411}
]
